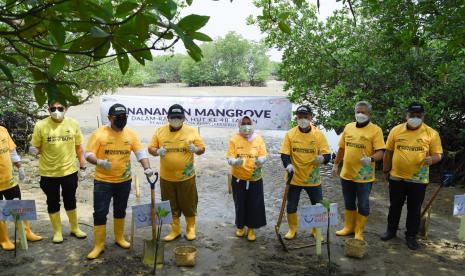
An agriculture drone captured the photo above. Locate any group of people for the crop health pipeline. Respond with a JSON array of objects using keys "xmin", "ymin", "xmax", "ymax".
[{"xmin": 0, "ymin": 99, "xmax": 442, "ymax": 260}]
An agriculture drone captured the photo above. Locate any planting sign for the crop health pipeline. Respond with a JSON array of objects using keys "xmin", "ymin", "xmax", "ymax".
[
  {"xmin": 0, "ymin": 200, "xmax": 37, "ymax": 221},
  {"xmin": 132, "ymin": 201, "xmax": 172, "ymax": 228},
  {"xmin": 453, "ymin": 195, "xmax": 465, "ymax": 216},
  {"xmin": 100, "ymin": 95, "xmax": 292, "ymax": 130},
  {"xmin": 299, "ymin": 203, "xmax": 339, "ymax": 229}
]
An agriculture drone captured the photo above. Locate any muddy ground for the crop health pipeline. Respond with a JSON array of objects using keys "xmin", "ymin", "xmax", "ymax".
[{"xmin": 1, "ymin": 83, "xmax": 464, "ymax": 275}]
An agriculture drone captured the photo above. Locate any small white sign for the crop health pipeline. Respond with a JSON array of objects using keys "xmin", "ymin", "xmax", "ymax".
[
  {"xmin": 453, "ymin": 195, "xmax": 465, "ymax": 216},
  {"xmin": 132, "ymin": 201, "xmax": 172, "ymax": 229},
  {"xmin": 299, "ymin": 203, "xmax": 339, "ymax": 229},
  {"xmin": 0, "ymin": 200, "xmax": 37, "ymax": 221}
]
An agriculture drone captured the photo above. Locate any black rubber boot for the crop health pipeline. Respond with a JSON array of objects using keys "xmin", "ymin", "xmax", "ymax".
[
  {"xmin": 380, "ymin": 230, "xmax": 397, "ymax": 241},
  {"xmin": 405, "ymin": 236, "xmax": 419, "ymax": 250}
]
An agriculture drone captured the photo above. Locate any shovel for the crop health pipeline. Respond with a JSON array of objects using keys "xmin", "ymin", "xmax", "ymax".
[
  {"xmin": 143, "ymin": 172, "xmax": 160, "ymax": 268},
  {"xmin": 418, "ymin": 183, "xmax": 443, "ymax": 238},
  {"xmin": 275, "ymin": 172, "xmax": 293, "ymax": 252}
]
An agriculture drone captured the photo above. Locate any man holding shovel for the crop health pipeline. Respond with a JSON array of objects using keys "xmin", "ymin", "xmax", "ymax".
[
  {"xmin": 279, "ymin": 105, "xmax": 331, "ymax": 240},
  {"xmin": 85, "ymin": 103, "xmax": 154, "ymax": 259},
  {"xmin": 148, "ymin": 104, "xmax": 205, "ymax": 242},
  {"xmin": 381, "ymin": 103, "xmax": 443, "ymax": 250},
  {"xmin": 332, "ymin": 101, "xmax": 385, "ymax": 241},
  {"xmin": 0, "ymin": 126, "xmax": 42, "ymax": 251}
]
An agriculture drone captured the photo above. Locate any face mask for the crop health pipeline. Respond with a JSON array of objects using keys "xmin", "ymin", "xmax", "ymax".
[
  {"xmin": 240, "ymin": 125, "xmax": 253, "ymax": 135},
  {"xmin": 51, "ymin": 110, "xmax": 65, "ymax": 121},
  {"xmin": 114, "ymin": 117, "xmax": 127, "ymax": 129},
  {"xmin": 297, "ymin": 118, "xmax": 311, "ymax": 129},
  {"xmin": 355, "ymin": 113, "xmax": 369, "ymax": 124},
  {"xmin": 407, "ymin": 117, "xmax": 422, "ymax": 128},
  {"xmin": 169, "ymin": 119, "xmax": 184, "ymax": 128}
]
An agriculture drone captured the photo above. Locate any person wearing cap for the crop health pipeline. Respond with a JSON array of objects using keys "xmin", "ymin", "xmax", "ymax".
[
  {"xmin": 332, "ymin": 101, "xmax": 385, "ymax": 241},
  {"xmin": 279, "ymin": 105, "xmax": 331, "ymax": 240},
  {"xmin": 148, "ymin": 104, "xmax": 205, "ymax": 242},
  {"xmin": 1, "ymin": 126, "xmax": 42, "ymax": 251},
  {"xmin": 85, "ymin": 103, "xmax": 154, "ymax": 259},
  {"xmin": 29, "ymin": 100, "xmax": 87, "ymax": 244},
  {"xmin": 381, "ymin": 103, "xmax": 443, "ymax": 250},
  {"xmin": 227, "ymin": 116, "xmax": 267, "ymax": 241}
]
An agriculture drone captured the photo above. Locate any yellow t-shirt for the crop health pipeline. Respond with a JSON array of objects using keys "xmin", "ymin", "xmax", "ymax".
[
  {"xmin": 338, "ymin": 122, "xmax": 386, "ymax": 183},
  {"xmin": 150, "ymin": 124, "xmax": 205, "ymax": 182},
  {"xmin": 386, "ymin": 123, "xmax": 443, "ymax": 184},
  {"xmin": 0, "ymin": 126, "xmax": 17, "ymax": 191},
  {"xmin": 86, "ymin": 126, "xmax": 143, "ymax": 183},
  {"xmin": 280, "ymin": 126, "xmax": 331, "ymax": 187},
  {"xmin": 227, "ymin": 134, "xmax": 267, "ymax": 181},
  {"xmin": 31, "ymin": 117, "xmax": 82, "ymax": 177}
]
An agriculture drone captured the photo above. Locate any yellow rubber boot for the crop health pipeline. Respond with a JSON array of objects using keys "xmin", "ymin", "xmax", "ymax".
[
  {"xmin": 87, "ymin": 225, "xmax": 106, "ymax": 260},
  {"xmin": 354, "ymin": 213, "xmax": 368, "ymax": 241},
  {"xmin": 185, "ymin": 216, "xmax": 196, "ymax": 241},
  {"xmin": 0, "ymin": 221, "xmax": 15, "ymax": 251},
  {"xmin": 247, "ymin": 228, "xmax": 256, "ymax": 241},
  {"xmin": 114, "ymin": 218, "xmax": 130, "ymax": 249},
  {"xmin": 164, "ymin": 217, "xmax": 181, "ymax": 242},
  {"xmin": 336, "ymin": 210, "xmax": 356, "ymax": 236},
  {"xmin": 284, "ymin": 213, "xmax": 298, "ymax": 240},
  {"xmin": 311, "ymin": 228, "xmax": 324, "ymax": 242},
  {"xmin": 236, "ymin": 227, "xmax": 245, "ymax": 237},
  {"xmin": 66, "ymin": 209, "xmax": 87, "ymax": 239},
  {"xmin": 24, "ymin": 220, "xmax": 43, "ymax": 242},
  {"xmin": 49, "ymin": 212, "xmax": 63, "ymax": 243}
]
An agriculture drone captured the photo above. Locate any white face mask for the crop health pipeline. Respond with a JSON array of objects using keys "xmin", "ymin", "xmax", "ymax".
[
  {"xmin": 297, "ymin": 118, "xmax": 311, "ymax": 129},
  {"xmin": 169, "ymin": 118, "xmax": 184, "ymax": 128},
  {"xmin": 51, "ymin": 110, "xmax": 65, "ymax": 121},
  {"xmin": 240, "ymin": 125, "xmax": 253, "ymax": 135},
  {"xmin": 355, "ymin": 113, "xmax": 369, "ymax": 124},
  {"xmin": 407, "ymin": 117, "xmax": 422, "ymax": 128}
]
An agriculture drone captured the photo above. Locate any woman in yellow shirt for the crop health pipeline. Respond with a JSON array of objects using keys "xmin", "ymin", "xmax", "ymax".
[{"xmin": 227, "ymin": 116, "xmax": 267, "ymax": 241}]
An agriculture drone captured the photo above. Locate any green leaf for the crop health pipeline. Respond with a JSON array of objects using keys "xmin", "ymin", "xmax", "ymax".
[
  {"xmin": 33, "ymin": 85, "xmax": 47, "ymax": 107},
  {"xmin": 294, "ymin": 0, "xmax": 304, "ymax": 8},
  {"xmin": 177, "ymin": 14, "xmax": 210, "ymax": 32},
  {"xmin": 278, "ymin": 21, "xmax": 292, "ymax": 34},
  {"xmin": 152, "ymin": 0, "xmax": 177, "ymax": 20},
  {"xmin": 45, "ymin": 83, "xmax": 60, "ymax": 104},
  {"xmin": 113, "ymin": 44, "xmax": 129, "ymax": 74},
  {"xmin": 0, "ymin": 63, "xmax": 14, "ymax": 82},
  {"xmin": 190, "ymin": 32, "xmax": 213, "ymax": 42},
  {"xmin": 86, "ymin": 1, "xmax": 113, "ymax": 23},
  {"xmin": 59, "ymin": 85, "xmax": 79, "ymax": 104},
  {"xmin": 186, "ymin": 0, "xmax": 193, "ymax": 6},
  {"xmin": 0, "ymin": 54, "xmax": 18, "ymax": 65},
  {"xmin": 115, "ymin": 1, "xmax": 139, "ymax": 18},
  {"xmin": 69, "ymin": 35, "xmax": 103, "ymax": 52},
  {"xmin": 136, "ymin": 14, "xmax": 149, "ymax": 40},
  {"xmin": 94, "ymin": 39, "xmax": 111, "ymax": 59},
  {"xmin": 182, "ymin": 36, "xmax": 202, "ymax": 61},
  {"xmin": 29, "ymin": 67, "xmax": 48, "ymax": 81},
  {"xmin": 49, "ymin": 21, "xmax": 66, "ymax": 46},
  {"xmin": 49, "ymin": 53, "xmax": 66, "ymax": 76},
  {"xmin": 90, "ymin": 26, "xmax": 110, "ymax": 38}
]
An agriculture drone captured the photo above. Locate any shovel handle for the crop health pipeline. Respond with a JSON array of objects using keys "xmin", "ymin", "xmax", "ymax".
[
  {"xmin": 276, "ymin": 172, "xmax": 293, "ymax": 229},
  {"xmin": 421, "ymin": 184, "xmax": 442, "ymax": 218},
  {"xmin": 146, "ymin": 172, "xmax": 159, "ymax": 190}
]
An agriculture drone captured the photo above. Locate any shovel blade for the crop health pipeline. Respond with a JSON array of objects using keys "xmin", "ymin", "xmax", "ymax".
[
  {"xmin": 143, "ymin": 239, "xmax": 164, "ymax": 267},
  {"xmin": 275, "ymin": 226, "xmax": 288, "ymax": 252}
]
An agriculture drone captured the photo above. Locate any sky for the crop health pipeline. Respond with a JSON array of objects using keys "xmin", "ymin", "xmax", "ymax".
[{"xmin": 173, "ymin": 0, "xmax": 344, "ymax": 61}]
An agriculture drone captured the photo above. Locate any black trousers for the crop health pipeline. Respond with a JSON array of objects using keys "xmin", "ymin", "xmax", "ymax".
[
  {"xmin": 231, "ymin": 176, "xmax": 267, "ymax": 229},
  {"xmin": 387, "ymin": 178, "xmax": 426, "ymax": 237},
  {"xmin": 40, "ymin": 172, "xmax": 78, "ymax": 213},
  {"xmin": 0, "ymin": 185, "xmax": 21, "ymax": 200}
]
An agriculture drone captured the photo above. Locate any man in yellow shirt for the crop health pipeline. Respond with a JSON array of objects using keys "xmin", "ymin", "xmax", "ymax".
[
  {"xmin": 85, "ymin": 103, "xmax": 154, "ymax": 259},
  {"xmin": 1, "ymin": 126, "xmax": 42, "ymax": 251},
  {"xmin": 148, "ymin": 104, "xmax": 205, "ymax": 242},
  {"xmin": 30, "ymin": 100, "xmax": 87, "ymax": 244},
  {"xmin": 382, "ymin": 103, "xmax": 443, "ymax": 250},
  {"xmin": 227, "ymin": 116, "xmax": 268, "ymax": 241},
  {"xmin": 332, "ymin": 101, "xmax": 385, "ymax": 241},
  {"xmin": 279, "ymin": 105, "xmax": 331, "ymax": 240}
]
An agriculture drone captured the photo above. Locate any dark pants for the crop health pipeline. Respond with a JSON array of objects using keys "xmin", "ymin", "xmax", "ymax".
[
  {"xmin": 341, "ymin": 179, "xmax": 373, "ymax": 216},
  {"xmin": 40, "ymin": 172, "xmax": 78, "ymax": 213},
  {"xmin": 93, "ymin": 180, "xmax": 131, "ymax": 225},
  {"xmin": 160, "ymin": 177, "xmax": 198, "ymax": 218},
  {"xmin": 387, "ymin": 179, "xmax": 427, "ymax": 237},
  {"xmin": 286, "ymin": 184, "xmax": 322, "ymax": 213},
  {"xmin": 231, "ymin": 176, "xmax": 266, "ymax": 229},
  {"xmin": 0, "ymin": 185, "xmax": 21, "ymax": 200}
]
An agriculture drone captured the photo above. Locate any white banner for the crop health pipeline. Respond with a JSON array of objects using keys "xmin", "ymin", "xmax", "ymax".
[{"xmin": 100, "ymin": 95, "xmax": 292, "ymax": 130}]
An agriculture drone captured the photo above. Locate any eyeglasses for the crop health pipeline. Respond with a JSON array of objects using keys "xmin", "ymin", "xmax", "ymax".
[{"xmin": 50, "ymin": 106, "xmax": 65, "ymax": 112}]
